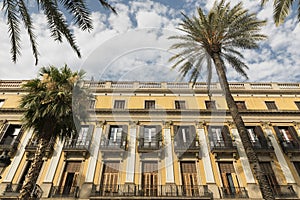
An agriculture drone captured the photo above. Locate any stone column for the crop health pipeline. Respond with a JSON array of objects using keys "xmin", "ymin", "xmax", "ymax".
[
  {"xmin": 197, "ymin": 122, "xmax": 219, "ymax": 198},
  {"xmin": 80, "ymin": 121, "xmax": 104, "ymax": 198},
  {"xmin": 125, "ymin": 121, "xmax": 138, "ymax": 183},
  {"xmin": 163, "ymin": 121, "xmax": 175, "ymax": 184}
]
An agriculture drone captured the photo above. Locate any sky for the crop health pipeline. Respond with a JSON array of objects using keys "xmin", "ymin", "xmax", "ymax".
[{"xmin": 0, "ymin": 0, "xmax": 300, "ymax": 83}]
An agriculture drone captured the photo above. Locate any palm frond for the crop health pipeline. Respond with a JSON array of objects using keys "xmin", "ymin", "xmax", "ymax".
[
  {"xmin": 40, "ymin": 0, "xmax": 81, "ymax": 57},
  {"xmin": 59, "ymin": 0, "xmax": 93, "ymax": 31},
  {"xmin": 4, "ymin": 0, "xmax": 21, "ymax": 63},
  {"xmin": 18, "ymin": 0, "xmax": 39, "ymax": 65},
  {"xmin": 273, "ymin": 0, "xmax": 293, "ymax": 25},
  {"xmin": 98, "ymin": 0, "xmax": 117, "ymax": 14}
]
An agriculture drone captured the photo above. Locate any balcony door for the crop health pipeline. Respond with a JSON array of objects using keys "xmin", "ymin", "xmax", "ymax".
[
  {"xmin": 219, "ymin": 162, "xmax": 240, "ymax": 196},
  {"xmin": 260, "ymin": 162, "xmax": 280, "ymax": 195},
  {"xmin": 142, "ymin": 162, "xmax": 158, "ymax": 196},
  {"xmin": 0, "ymin": 124, "xmax": 21, "ymax": 146},
  {"xmin": 60, "ymin": 161, "xmax": 81, "ymax": 195},
  {"xmin": 209, "ymin": 126, "xmax": 232, "ymax": 148},
  {"xmin": 101, "ymin": 162, "xmax": 120, "ymax": 195},
  {"xmin": 181, "ymin": 161, "xmax": 199, "ymax": 196}
]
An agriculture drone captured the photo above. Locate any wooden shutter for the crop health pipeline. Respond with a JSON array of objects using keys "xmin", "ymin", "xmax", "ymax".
[
  {"xmin": 255, "ymin": 126, "xmax": 268, "ymax": 147},
  {"xmin": 156, "ymin": 125, "xmax": 161, "ymax": 143},
  {"xmin": 101, "ymin": 162, "xmax": 120, "ymax": 194},
  {"xmin": 142, "ymin": 162, "xmax": 158, "ymax": 196},
  {"xmin": 288, "ymin": 126, "xmax": 300, "ymax": 144},
  {"xmin": 181, "ymin": 162, "xmax": 198, "ymax": 196},
  {"xmin": 273, "ymin": 126, "xmax": 284, "ymax": 142},
  {"xmin": 66, "ymin": 161, "xmax": 81, "ymax": 173},
  {"xmin": 222, "ymin": 126, "xmax": 231, "ymax": 142},
  {"xmin": 0, "ymin": 124, "xmax": 10, "ymax": 142},
  {"xmin": 219, "ymin": 162, "xmax": 238, "ymax": 194}
]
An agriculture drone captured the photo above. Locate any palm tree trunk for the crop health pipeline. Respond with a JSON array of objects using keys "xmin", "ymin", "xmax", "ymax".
[
  {"xmin": 19, "ymin": 137, "xmax": 48, "ymax": 200},
  {"xmin": 212, "ymin": 53, "xmax": 275, "ymax": 200}
]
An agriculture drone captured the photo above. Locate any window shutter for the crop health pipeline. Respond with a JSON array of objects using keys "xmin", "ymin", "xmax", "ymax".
[
  {"xmin": 156, "ymin": 125, "xmax": 161, "ymax": 141},
  {"xmin": 106, "ymin": 125, "xmax": 111, "ymax": 139},
  {"xmin": 189, "ymin": 126, "xmax": 196, "ymax": 141},
  {"xmin": 288, "ymin": 126, "xmax": 300, "ymax": 144},
  {"xmin": 222, "ymin": 126, "xmax": 231, "ymax": 143},
  {"xmin": 273, "ymin": 126, "xmax": 283, "ymax": 142},
  {"xmin": 121, "ymin": 125, "xmax": 128, "ymax": 146},
  {"xmin": 0, "ymin": 124, "xmax": 10, "ymax": 142},
  {"xmin": 255, "ymin": 126, "xmax": 268, "ymax": 147},
  {"xmin": 66, "ymin": 161, "xmax": 81, "ymax": 173}
]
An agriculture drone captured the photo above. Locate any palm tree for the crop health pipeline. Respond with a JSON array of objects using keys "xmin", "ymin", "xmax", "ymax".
[
  {"xmin": 2, "ymin": 0, "xmax": 116, "ymax": 64},
  {"xmin": 169, "ymin": 1, "xmax": 274, "ymax": 200},
  {"xmin": 261, "ymin": 0, "xmax": 300, "ymax": 25},
  {"xmin": 19, "ymin": 65, "xmax": 91, "ymax": 200}
]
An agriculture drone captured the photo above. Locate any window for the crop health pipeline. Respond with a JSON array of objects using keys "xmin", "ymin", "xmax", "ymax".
[
  {"xmin": 108, "ymin": 125, "xmax": 127, "ymax": 147},
  {"xmin": 0, "ymin": 99, "xmax": 4, "ymax": 107},
  {"xmin": 114, "ymin": 100, "xmax": 125, "ymax": 109},
  {"xmin": 175, "ymin": 100, "xmax": 186, "ymax": 109},
  {"xmin": 208, "ymin": 126, "xmax": 232, "ymax": 147},
  {"xmin": 59, "ymin": 161, "xmax": 81, "ymax": 195},
  {"xmin": 174, "ymin": 126, "xmax": 197, "ymax": 149},
  {"xmin": 145, "ymin": 100, "xmax": 155, "ymax": 109},
  {"xmin": 246, "ymin": 126, "xmax": 269, "ymax": 148},
  {"xmin": 181, "ymin": 162, "xmax": 199, "ymax": 196},
  {"xmin": 139, "ymin": 125, "xmax": 161, "ymax": 149},
  {"xmin": 16, "ymin": 161, "xmax": 32, "ymax": 192},
  {"xmin": 274, "ymin": 126, "xmax": 300, "ymax": 144},
  {"xmin": 142, "ymin": 162, "xmax": 158, "ymax": 196},
  {"xmin": 265, "ymin": 101, "xmax": 278, "ymax": 110},
  {"xmin": 295, "ymin": 101, "xmax": 300, "ymax": 110},
  {"xmin": 219, "ymin": 162, "xmax": 240, "ymax": 196},
  {"xmin": 235, "ymin": 101, "xmax": 247, "ymax": 110},
  {"xmin": 101, "ymin": 162, "xmax": 120, "ymax": 195},
  {"xmin": 294, "ymin": 162, "xmax": 300, "ymax": 177},
  {"xmin": 205, "ymin": 100, "xmax": 216, "ymax": 109},
  {"xmin": 0, "ymin": 124, "xmax": 22, "ymax": 146}
]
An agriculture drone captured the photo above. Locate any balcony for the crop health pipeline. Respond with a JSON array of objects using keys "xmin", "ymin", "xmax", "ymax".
[
  {"xmin": 63, "ymin": 138, "xmax": 91, "ymax": 158},
  {"xmin": 2, "ymin": 183, "xmax": 43, "ymax": 199},
  {"xmin": 25, "ymin": 137, "xmax": 55, "ymax": 158},
  {"xmin": 219, "ymin": 187, "xmax": 248, "ymax": 198},
  {"xmin": 91, "ymin": 184, "xmax": 212, "ymax": 199},
  {"xmin": 279, "ymin": 141, "xmax": 300, "ymax": 156},
  {"xmin": 251, "ymin": 140, "xmax": 275, "ymax": 154},
  {"xmin": 174, "ymin": 140, "xmax": 201, "ymax": 158},
  {"xmin": 137, "ymin": 139, "xmax": 163, "ymax": 153},
  {"xmin": 99, "ymin": 138, "xmax": 127, "ymax": 158},
  {"xmin": 273, "ymin": 185, "xmax": 297, "ymax": 198},
  {"xmin": 210, "ymin": 140, "xmax": 238, "ymax": 159},
  {"xmin": 50, "ymin": 186, "xmax": 79, "ymax": 198}
]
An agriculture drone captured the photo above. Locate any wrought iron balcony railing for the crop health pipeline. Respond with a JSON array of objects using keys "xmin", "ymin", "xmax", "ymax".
[
  {"xmin": 63, "ymin": 138, "xmax": 91, "ymax": 151},
  {"xmin": 91, "ymin": 184, "xmax": 211, "ymax": 198},
  {"xmin": 4, "ymin": 183, "xmax": 23, "ymax": 194},
  {"xmin": 273, "ymin": 185, "xmax": 297, "ymax": 198},
  {"xmin": 137, "ymin": 139, "xmax": 163, "ymax": 152},
  {"xmin": 50, "ymin": 186, "xmax": 79, "ymax": 198},
  {"xmin": 219, "ymin": 187, "xmax": 248, "ymax": 198},
  {"xmin": 210, "ymin": 140, "xmax": 237, "ymax": 151},
  {"xmin": 251, "ymin": 140, "xmax": 274, "ymax": 152},
  {"xmin": 174, "ymin": 140, "xmax": 201, "ymax": 153},
  {"xmin": 3, "ymin": 183, "xmax": 43, "ymax": 198},
  {"xmin": 99, "ymin": 138, "xmax": 127, "ymax": 151},
  {"xmin": 25, "ymin": 137, "xmax": 55, "ymax": 152},
  {"xmin": 0, "ymin": 138, "xmax": 20, "ymax": 155},
  {"xmin": 279, "ymin": 141, "xmax": 300, "ymax": 154}
]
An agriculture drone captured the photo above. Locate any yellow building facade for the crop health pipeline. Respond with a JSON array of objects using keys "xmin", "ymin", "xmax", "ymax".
[{"xmin": 0, "ymin": 80, "xmax": 299, "ymax": 199}]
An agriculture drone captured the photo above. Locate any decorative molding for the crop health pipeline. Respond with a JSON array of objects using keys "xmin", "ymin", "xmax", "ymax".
[
  {"xmin": 96, "ymin": 120, "xmax": 106, "ymax": 128},
  {"xmin": 129, "ymin": 120, "xmax": 139, "ymax": 128},
  {"xmin": 226, "ymin": 121, "xmax": 236, "ymax": 128},
  {"xmin": 195, "ymin": 120, "xmax": 206, "ymax": 129},
  {"xmin": 260, "ymin": 121, "xmax": 272, "ymax": 129},
  {"xmin": 163, "ymin": 121, "xmax": 172, "ymax": 128}
]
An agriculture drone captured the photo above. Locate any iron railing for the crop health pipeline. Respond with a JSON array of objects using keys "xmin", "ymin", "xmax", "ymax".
[
  {"xmin": 137, "ymin": 139, "xmax": 163, "ymax": 152},
  {"xmin": 210, "ymin": 140, "xmax": 237, "ymax": 152},
  {"xmin": 279, "ymin": 141, "xmax": 300, "ymax": 154},
  {"xmin": 4, "ymin": 183, "xmax": 23, "ymax": 193},
  {"xmin": 91, "ymin": 184, "xmax": 211, "ymax": 197},
  {"xmin": 174, "ymin": 140, "xmax": 201, "ymax": 152},
  {"xmin": 50, "ymin": 186, "xmax": 79, "ymax": 198},
  {"xmin": 25, "ymin": 137, "xmax": 55, "ymax": 152},
  {"xmin": 63, "ymin": 138, "xmax": 91, "ymax": 151},
  {"xmin": 219, "ymin": 187, "xmax": 248, "ymax": 198},
  {"xmin": 273, "ymin": 185, "xmax": 297, "ymax": 198},
  {"xmin": 99, "ymin": 138, "xmax": 127, "ymax": 151}
]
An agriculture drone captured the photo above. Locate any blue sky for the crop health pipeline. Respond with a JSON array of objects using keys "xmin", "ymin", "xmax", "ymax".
[{"xmin": 0, "ymin": 0, "xmax": 299, "ymax": 83}]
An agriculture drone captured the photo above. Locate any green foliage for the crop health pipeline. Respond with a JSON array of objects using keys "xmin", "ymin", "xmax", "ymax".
[
  {"xmin": 169, "ymin": 0, "xmax": 267, "ymax": 85},
  {"xmin": 19, "ymin": 65, "xmax": 91, "ymax": 139},
  {"xmin": 261, "ymin": 0, "xmax": 299, "ymax": 25},
  {"xmin": 2, "ymin": 0, "xmax": 116, "ymax": 64}
]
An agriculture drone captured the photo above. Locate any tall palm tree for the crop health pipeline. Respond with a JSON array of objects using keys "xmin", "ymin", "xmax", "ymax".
[
  {"xmin": 2, "ymin": 0, "xmax": 116, "ymax": 64},
  {"xmin": 261, "ymin": 0, "xmax": 300, "ymax": 25},
  {"xmin": 19, "ymin": 65, "xmax": 91, "ymax": 200},
  {"xmin": 169, "ymin": 1, "xmax": 274, "ymax": 200}
]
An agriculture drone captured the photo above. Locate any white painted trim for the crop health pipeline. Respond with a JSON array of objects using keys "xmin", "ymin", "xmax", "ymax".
[
  {"xmin": 125, "ymin": 127, "xmax": 136, "ymax": 183},
  {"xmin": 43, "ymin": 139, "xmax": 64, "ymax": 182},
  {"xmin": 231, "ymin": 129, "xmax": 255, "ymax": 183},
  {"xmin": 164, "ymin": 128, "xmax": 175, "ymax": 183},
  {"xmin": 85, "ymin": 127, "xmax": 102, "ymax": 182},
  {"xmin": 198, "ymin": 128, "xmax": 215, "ymax": 183},
  {"xmin": 4, "ymin": 129, "xmax": 33, "ymax": 182},
  {"xmin": 266, "ymin": 129, "xmax": 295, "ymax": 183}
]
